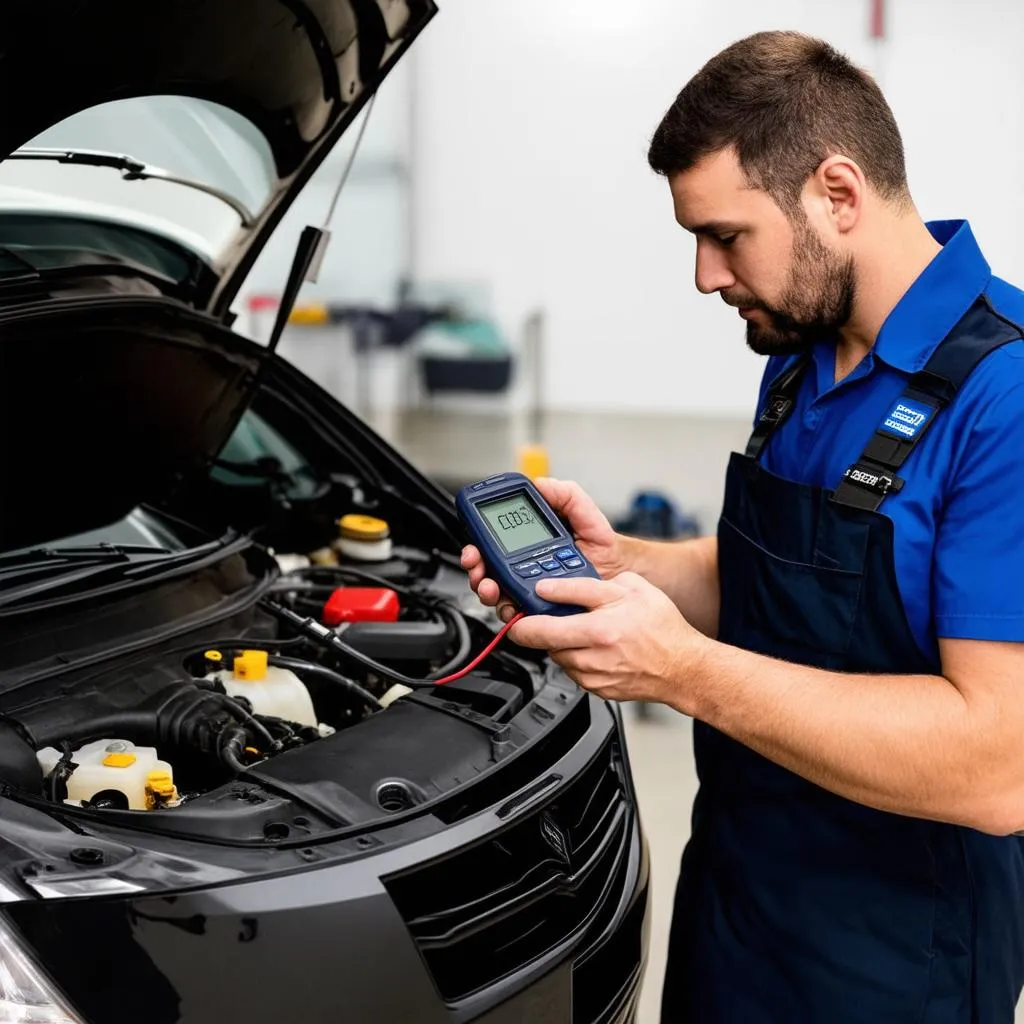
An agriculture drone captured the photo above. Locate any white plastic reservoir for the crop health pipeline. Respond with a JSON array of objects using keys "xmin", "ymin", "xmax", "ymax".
[
  {"xmin": 211, "ymin": 649, "xmax": 318, "ymax": 728},
  {"xmin": 36, "ymin": 739, "xmax": 178, "ymax": 811}
]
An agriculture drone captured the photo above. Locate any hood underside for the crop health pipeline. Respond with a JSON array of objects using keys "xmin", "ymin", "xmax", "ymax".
[
  {"xmin": 0, "ymin": 301, "xmax": 262, "ymax": 552},
  {"xmin": 0, "ymin": 0, "xmax": 437, "ymax": 313}
]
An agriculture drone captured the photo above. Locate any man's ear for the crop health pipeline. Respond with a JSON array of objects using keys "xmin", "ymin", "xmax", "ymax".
[{"xmin": 812, "ymin": 154, "xmax": 865, "ymax": 235}]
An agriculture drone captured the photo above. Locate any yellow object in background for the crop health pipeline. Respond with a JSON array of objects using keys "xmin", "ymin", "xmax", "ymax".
[
  {"xmin": 288, "ymin": 304, "xmax": 329, "ymax": 326},
  {"xmin": 517, "ymin": 444, "xmax": 550, "ymax": 480}
]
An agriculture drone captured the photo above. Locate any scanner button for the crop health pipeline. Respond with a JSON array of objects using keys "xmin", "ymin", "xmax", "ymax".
[
  {"xmin": 562, "ymin": 557, "xmax": 584, "ymax": 570},
  {"xmin": 539, "ymin": 559, "xmax": 561, "ymax": 572},
  {"xmin": 471, "ymin": 483, "xmax": 486, "ymax": 491},
  {"xmin": 555, "ymin": 547, "xmax": 577, "ymax": 561},
  {"xmin": 514, "ymin": 563, "xmax": 543, "ymax": 578}
]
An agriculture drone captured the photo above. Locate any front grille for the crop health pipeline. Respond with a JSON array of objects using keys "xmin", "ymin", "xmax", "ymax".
[
  {"xmin": 572, "ymin": 886, "xmax": 647, "ymax": 1023},
  {"xmin": 385, "ymin": 738, "xmax": 630, "ymax": 1002}
]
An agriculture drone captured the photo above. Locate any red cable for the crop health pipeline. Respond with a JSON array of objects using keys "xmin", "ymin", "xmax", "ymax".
[{"xmin": 433, "ymin": 612, "xmax": 526, "ymax": 685}]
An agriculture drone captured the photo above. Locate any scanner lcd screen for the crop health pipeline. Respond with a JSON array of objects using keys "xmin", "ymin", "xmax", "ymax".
[{"xmin": 478, "ymin": 492, "xmax": 555, "ymax": 554}]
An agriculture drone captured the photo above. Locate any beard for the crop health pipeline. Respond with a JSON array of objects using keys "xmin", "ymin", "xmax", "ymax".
[{"xmin": 726, "ymin": 220, "xmax": 856, "ymax": 357}]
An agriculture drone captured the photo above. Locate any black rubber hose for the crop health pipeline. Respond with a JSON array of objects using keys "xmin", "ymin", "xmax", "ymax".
[
  {"xmin": 424, "ymin": 604, "xmax": 472, "ymax": 680},
  {"xmin": 49, "ymin": 742, "xmax": 74, "ymax": 803},
  {"xmin": 255, "ymin": 715, "xmax": 298, "ymax": 741},
  {"xmin": 219, "ymin": 727, "xmax": 249, "ymax": 775},
  {"xmin": 185, "ymin": 636, "xmax": 306, "ymax": 651},
  {"xmin": 33, "ymin": 710, "xmax": 158, "ymax": 750},
  {"xmin": 157, "ymin": 635, "xmax": 306, "ymax": 672},
  {"xmin": 268, "ymin": 656, "xmax": 383, "ymax": 711},
  {"xmin": 203, "ymin": 692, "xmax": 280, "ymax": 752},
  {"xmin": 35, "ymin": 685, "xmax": 279, "ymax": 762},
  {"xmin": 260, "ymin": 601, "xmax": 480, "ymax": 689}
]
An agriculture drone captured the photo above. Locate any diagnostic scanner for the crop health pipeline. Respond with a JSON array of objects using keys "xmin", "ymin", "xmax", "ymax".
[{"xmin": 456, "ymin": 472, "xmax": 600, "ymax": 616}]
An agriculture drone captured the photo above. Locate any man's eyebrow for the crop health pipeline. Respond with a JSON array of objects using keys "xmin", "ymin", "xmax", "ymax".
[{"xmin": 682, "ymin": 220, "xmax": 745, "ymax": 236}]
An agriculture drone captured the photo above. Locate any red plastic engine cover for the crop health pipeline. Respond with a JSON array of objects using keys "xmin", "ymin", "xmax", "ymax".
[{"xmin": 322, "ymin": 587, "xmax": 400, "ymax": 627}]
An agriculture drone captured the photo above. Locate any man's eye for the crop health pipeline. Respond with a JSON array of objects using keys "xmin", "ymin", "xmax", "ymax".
[{"xmin": 717, "ymin": 234, "xmax": 738, "ymax": 248}]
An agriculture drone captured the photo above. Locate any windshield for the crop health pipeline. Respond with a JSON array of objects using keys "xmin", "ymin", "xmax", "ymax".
[
  {"xmin": 2, "ymin": 508, "xmax": 191, "ymax": 560},
  {"xmin": 0, "ymin": 96, "xmax": 277, "ymax": 260}
]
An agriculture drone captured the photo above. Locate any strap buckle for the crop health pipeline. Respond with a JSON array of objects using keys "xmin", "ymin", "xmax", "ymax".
[
  {"xmin": 760, "ymin": 396, "xmax": 792, "ymax": 425},
  {"xmin": 842, "ymin": 462, "xmax": 904, "ymax": 497}
]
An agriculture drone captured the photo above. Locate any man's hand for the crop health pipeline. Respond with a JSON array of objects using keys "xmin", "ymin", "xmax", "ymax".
[
  {"xmin": 508, "ymin": 571, "xmax": 709, "ymax": 704},
  {"xmin": 460, "ymin": 477, "xmax": 629, "ymax": 623}
]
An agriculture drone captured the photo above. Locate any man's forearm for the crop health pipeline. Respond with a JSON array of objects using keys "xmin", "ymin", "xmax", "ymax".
[
  {"xmin": 624, "ymin": 534, "xmax": 720, "ymax": 637},
  {"xmin": 672, "ymin": 639, "xmax": 1023, "ymax": 834}
]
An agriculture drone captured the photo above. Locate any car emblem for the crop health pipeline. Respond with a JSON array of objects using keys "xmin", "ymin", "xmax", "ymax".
[{"xmin": 539, "ymin": 812, "xmax": 571, "ymax": 864}]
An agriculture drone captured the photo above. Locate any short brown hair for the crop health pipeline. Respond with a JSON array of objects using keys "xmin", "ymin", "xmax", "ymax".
[{"xmin": 648, "ymin": 31, "xmax": 910, "ymax": 212}]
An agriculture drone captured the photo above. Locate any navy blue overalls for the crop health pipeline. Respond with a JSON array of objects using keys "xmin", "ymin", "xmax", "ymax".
[{"xmin": 661, "ymin": 298, "xmax": 1024, "ymax": 1023}]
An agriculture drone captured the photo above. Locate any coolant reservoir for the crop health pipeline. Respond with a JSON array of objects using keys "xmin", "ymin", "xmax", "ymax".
[
  {"xmin": 212, "ymin": 649, "xmax": 318, "ymax": 728},
  {"xmin": 334, "ymin": 514, "xmax": 393, "ymax": 562},
  {"xmin": 36, "ymin": 740, "xmax": 178, "ymax": 811}
]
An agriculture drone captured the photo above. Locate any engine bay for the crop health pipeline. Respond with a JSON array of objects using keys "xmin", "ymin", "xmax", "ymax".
[
  {"xmin": 0, "ymin": 509, "xmax": 576, "ymax": 842},
  {"xmin": 0, "ymin": 360, "xmax": 594, "ymax": 847}
]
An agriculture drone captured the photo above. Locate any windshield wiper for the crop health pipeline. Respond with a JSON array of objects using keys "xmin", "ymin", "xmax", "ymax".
[
  {"xmin": 0, "ymin": 542, "xmax": 171, "ymax": 576},
  {"xmin": 3, "ymin": 148, "xmax": 255, "ymax": 227},
  {"xmin": 0, "ymin": 535, "xmax": 246, "ymax": 612}
]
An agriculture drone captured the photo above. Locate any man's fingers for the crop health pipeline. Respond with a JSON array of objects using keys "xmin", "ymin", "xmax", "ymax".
[
  {"xmin": 509, "ymin": 614, "xmax": 594, "ymax": 650},
  {"xmin": 535, "ymin": 576, "xmax": 621, "ymax": 610},
  {"xmin": 461, "ymin": 547, "xmax": 487, "ymax": 587},
  {"xmin": 612, "ymin": 570, "xmax": 650, "ymax": 592},
  {"xmin": 477, "ymin": 578, "xmax": 501, "ymax": 606},
  {"xmin": 533, "ymin": 477, "xmax": 613, "ymax": 538}
]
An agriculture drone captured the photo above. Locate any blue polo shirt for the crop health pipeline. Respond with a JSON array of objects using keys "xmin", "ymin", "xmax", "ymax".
[{"xmin": 756, "ymin": 220, "xmax": 1024, "ymax": 661}]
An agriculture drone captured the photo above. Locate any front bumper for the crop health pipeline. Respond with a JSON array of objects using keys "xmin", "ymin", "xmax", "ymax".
[{"xmin": 1, "ymin": 699, "xmax": 650, "ymax": 1023}]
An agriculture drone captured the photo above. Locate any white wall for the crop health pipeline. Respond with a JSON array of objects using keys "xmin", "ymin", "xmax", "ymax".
[{"xmin": 411, "ymin": 0, "xmax": 1024, "ymax": 417}]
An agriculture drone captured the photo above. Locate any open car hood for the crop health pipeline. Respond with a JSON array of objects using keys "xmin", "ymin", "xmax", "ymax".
[
  {"xmin": 0, "ymin": 0, "xmax": 438, "ymax": 553},
  {"xmin": 0, "ymin": 0, "xmax": 436, "ymax": 316}
]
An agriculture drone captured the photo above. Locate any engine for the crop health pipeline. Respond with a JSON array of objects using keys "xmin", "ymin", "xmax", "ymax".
[{"xmin": 3, "ymin": 512, "xmax": 537, "ymax": 819}]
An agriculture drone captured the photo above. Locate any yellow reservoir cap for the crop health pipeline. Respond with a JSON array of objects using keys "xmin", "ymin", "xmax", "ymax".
[
  {"xmin": 146, "ymin": 770, "xmax": 179, "ymax": 809},
  {"xmin": 102, "ymin": 753, "xmax": 137, "ymax": 769},
  {"xmin": 338, "ymin": 514, "xmax": 390, "ymax": 542},
  {"xmin": 233, "ymin": 649, "xmax": 268, "ymax": 681},
  {"xmin": 204, "ymin": 650, "xmax": 223, "ymax": 663}
]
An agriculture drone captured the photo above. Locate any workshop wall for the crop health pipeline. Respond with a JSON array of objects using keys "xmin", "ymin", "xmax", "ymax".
[{"xmin": 410, "ymin": 0, "xmax": 1024, "ymax": 417}]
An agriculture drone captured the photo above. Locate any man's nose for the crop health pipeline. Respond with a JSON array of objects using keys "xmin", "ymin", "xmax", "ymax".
[{"xmin": 694, "ymin": 241, "xmax": 736, "ymax": 295}]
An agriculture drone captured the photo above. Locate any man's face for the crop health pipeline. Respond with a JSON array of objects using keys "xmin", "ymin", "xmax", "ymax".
[{"xmin": 668, "ymin": 147, "xmax": 855, "ymax": 356}]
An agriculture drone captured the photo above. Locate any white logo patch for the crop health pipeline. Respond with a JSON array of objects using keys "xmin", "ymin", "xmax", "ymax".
[{"xmin": 882, "ymin": 400, "xmax": 932, "ymax": 440}]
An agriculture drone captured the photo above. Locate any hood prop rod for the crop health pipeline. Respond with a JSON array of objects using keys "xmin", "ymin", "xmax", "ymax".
[
  {"xmin": 263, "ymin": 225, "xmax": 330, "ymax": 362},
  {"xmin": 259, "ymin": 93, "xmax": 378, "ymax": 366}
]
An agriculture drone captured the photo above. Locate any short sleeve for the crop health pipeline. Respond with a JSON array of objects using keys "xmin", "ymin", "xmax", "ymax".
[{"xmin": 933, "ymin": 381, "xmax": 1024, "ymax": 641}]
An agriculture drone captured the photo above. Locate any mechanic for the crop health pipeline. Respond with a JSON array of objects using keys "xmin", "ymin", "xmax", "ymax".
[{"xmin": 462, "ymin": 30, "xmax": 1024, "ymax": 1024}]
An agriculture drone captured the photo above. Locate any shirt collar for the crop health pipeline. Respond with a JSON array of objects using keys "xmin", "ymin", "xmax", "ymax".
[{"xmin": 872, "ymin": 219, "xmax": 992, "ymax": 374}]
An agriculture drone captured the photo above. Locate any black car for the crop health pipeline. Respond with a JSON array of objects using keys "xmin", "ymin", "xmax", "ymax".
[{"xmin": 0, "ymin": 2, "xmax": 650, "ymax": 1021}]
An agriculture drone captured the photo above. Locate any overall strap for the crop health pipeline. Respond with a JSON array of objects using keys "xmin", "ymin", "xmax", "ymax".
[
  {"xmin": 744, "ymin": 357, "xmax": 810, "ymax": 460},
  {"xmin": 832, "ymin": 297, "xmax": 1024, "ymax": 511}
]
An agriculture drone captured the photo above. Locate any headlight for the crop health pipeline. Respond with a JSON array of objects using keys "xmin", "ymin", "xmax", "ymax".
[{"xmin": 0, "ymin": 916, "xmax": 80, "ymax": 1023}]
